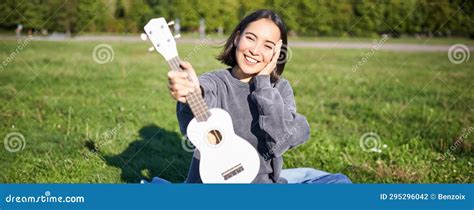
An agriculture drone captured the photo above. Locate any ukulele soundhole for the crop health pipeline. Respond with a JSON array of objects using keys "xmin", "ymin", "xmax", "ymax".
[
  {"xmin": 207, "ymin": 129, "xmax": 222, "ymax": 145},
  {"xmin": 221, "ymin": 163, "xmax": 245, "ymax": 180}
]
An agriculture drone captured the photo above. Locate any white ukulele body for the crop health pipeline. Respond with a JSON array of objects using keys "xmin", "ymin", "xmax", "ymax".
[{"xmin": 186, "ymin": 108, "xmax": 260, "ymax": 183}]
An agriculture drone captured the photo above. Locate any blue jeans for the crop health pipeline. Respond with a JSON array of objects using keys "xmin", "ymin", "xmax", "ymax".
[
  {"xmin": 140, "ymin": 177, "xmax": 171, "ymax": 184},
  {"xmin": 279, "ymin": 168, "xmax": 352, "ymax": 184},
  {"xmin": 141, "ymin": 168, "xmax": 351, "ymax": 184}
]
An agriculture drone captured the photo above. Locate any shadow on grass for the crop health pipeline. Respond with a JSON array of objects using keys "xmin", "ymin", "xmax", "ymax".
[{"xmin": 86, "ymin": 124, "xmax": 193, "ymax": 183}]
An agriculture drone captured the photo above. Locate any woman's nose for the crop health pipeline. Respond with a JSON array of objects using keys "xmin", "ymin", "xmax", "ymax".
[{"xmin": 249, "ymin": 44, "xmax": 262, "ymax": 56}]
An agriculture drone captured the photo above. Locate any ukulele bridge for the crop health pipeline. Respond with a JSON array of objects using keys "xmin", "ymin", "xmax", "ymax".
[{"xmin": 221, "ymin": 163, "xmax": 245, "ymax": 180}]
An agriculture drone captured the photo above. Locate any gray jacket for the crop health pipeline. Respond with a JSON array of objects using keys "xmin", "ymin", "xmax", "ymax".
[{"xmin": 177, "ymin": 68, "xmax": 310, "ymax": 183}]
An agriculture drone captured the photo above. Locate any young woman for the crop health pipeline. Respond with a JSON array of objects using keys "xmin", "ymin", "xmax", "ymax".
[{"xmin": 166, "ymin": 10, "xmax": 351, "ymax": 184}]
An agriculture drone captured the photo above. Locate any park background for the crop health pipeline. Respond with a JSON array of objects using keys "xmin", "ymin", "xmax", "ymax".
[{"xmin": 0, "ymin": 0, "xmax": 472, "ymax": 183}]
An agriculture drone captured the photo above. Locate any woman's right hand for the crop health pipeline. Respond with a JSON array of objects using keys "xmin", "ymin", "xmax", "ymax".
[{"xmin": 167, "ymin": 61, "xmax": 201, "ymax": 103}]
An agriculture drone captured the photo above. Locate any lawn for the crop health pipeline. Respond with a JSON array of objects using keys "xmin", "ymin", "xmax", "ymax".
[{"xmin": 0, "ymin": 39, "xmax": 472, "ymax": 183}]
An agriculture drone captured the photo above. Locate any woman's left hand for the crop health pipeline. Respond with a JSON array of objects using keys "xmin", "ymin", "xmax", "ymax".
[{"xmin": 258, "ymin": 39, "xmax": 283, "ymax": 76}]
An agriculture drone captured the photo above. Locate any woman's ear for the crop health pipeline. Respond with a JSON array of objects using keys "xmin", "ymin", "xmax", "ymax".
[{"xmin": 233, "ymin": 31, "xmax": 240, "ymax": 47}]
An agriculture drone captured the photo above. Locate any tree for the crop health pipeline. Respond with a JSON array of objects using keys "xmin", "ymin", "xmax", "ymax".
[
  {"xmin": 128, "ymin": 0, "xmax": 153, "ymax": 33},
  {"xmin": 422, "ymin": 0, "xmax": 454, "ymax": 36},
  {"xmin": 56, "ymin": 0, "xmax": 79, "ymax": 35},
  {"xmin": 115, "ymin": 0, "xmax": 126, "ymax": 19},
  {"xmin": 0, "ymin": 0, "xmax": 473, "ymax": 38},
  {"xmin": 77, "ymin": 0, "xmax": 107, "ymax": 33},
  {"xmin": 169, "ymin": 0, "xmax": 200, "ymax": 31},
  {"xmin": 352, "ymin": 0, "xmax": 384, "ymax": 37}
]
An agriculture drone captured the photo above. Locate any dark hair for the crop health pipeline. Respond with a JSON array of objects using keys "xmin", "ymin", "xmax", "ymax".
[{"xmin": 217, "ymin": 9, "xmax": 288, "ymax": 83}]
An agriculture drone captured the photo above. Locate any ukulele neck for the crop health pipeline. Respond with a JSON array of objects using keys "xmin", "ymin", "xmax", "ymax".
[{"xmin": 167, "ymin": 56, "xmax": 211, "ymax": 122}]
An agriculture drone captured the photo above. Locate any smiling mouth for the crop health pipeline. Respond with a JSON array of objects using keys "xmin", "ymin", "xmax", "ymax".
[{"xmin": 244, "ymin": 54, "xmax": 260, "ymax": 64}]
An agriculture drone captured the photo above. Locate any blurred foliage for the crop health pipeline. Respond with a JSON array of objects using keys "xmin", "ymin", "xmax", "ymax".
[{"xmin": 0, "ymin": 0, "xmax": 472, "ymax": 37}]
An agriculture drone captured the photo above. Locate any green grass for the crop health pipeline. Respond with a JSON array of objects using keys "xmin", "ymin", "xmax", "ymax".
[{"xmin": 0, "ymin": 39, "xmax": 472, "ymax": 183}]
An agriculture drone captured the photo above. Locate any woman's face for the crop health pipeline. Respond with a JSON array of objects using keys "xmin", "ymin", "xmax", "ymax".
[{"xmin": 234, "ymin": 18, "xmax": 281, "ymax": 75}]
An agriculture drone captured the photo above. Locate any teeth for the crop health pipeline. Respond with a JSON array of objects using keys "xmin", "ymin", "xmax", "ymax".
[{"xmin": 245, "ymin": 55, "xmax": 258, "ymax": 63}]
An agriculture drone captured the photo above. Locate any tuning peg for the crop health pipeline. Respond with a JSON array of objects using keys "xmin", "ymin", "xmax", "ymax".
[
  {"xmin": 148, "ymin": 46, "xmax": 155, "ymax": 52},
  {"xmin": 174, "ymin": 34, "xmax": 181, "ymax": 39},
  {"xmin": 140, "ymin": 33, "xmax": 148, "ymax": 41},
  {"xmin": 167, "ymin": 21, "xmax": 174, "ymax": 26}
]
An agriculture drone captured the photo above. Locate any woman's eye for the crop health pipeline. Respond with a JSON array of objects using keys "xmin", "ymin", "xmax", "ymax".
[
  {"xmin": 246, "ymin": 36, "xmax": 255, "ymax": 41},
  {"xmin": 265, "ymin": 45, "xmax": 273, "ymax": 50}
]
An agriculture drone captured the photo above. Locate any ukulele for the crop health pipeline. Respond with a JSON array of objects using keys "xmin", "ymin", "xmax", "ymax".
[{"xmin": 143, "ymin": 17, "xmax": 260, "ymax": 183}]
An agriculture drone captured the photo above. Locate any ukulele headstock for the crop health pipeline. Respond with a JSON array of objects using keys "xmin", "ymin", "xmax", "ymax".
[{"xmin": 143, "ymin": 18, "xmax": 180, "ymax": 60}]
